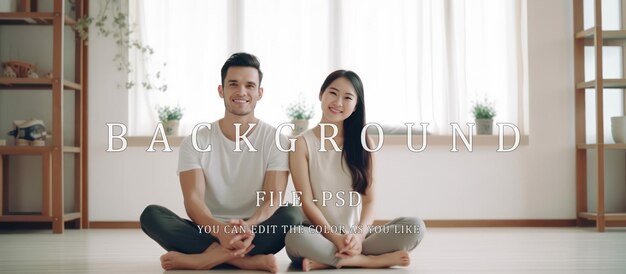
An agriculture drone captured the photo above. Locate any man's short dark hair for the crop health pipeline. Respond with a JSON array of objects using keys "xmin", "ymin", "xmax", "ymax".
[{"xmin": 220, "ymin": 52, "xmax": 263, "ymax": 86}]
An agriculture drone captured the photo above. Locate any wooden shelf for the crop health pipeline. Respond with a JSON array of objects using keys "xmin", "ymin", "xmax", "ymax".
[
  {"xmin": 0, "ymin": 212, "xmax": 81, "ymax": 222},
  {"xmin": 577, "ymin": 143, "xmax": 626, "ymax": 150},
  {"xmin": 575, "ymin": 27, "xmax": 626, "ymax": 40},
  {"xmin": 0, "ymin": 12, "xmax": 76, "ymax": 25},
  {"xmin": 0, "ymin": 146, "xmax": 80, "ymax": 155},
  {"xmin": 0, "ymin": 77, "xmax": 82, "ymax": 90},
  {"xmin": 63, "ymin": 212, "xmax": 81, "ymax": 221},
  {"xmin": 0, "ymin": 0, "xmax": 88, "ymax": 234},
  {"xmin": 579, "ymin": 212, "xmax": 626, "ymax": 221},
  {"xmin": 63, "ymin": 146, "xmax": 81, "ymax": 153},
  {"xmin": 576, "ymin": 79, "xmax": 626, "ymax": 89},
  {"xmin": 573, "ymin": 0, "xmax": 626, "ymax": 232},
  {"xmin": 0, "ymin": 215, "xmax": 54, "ymax": 222},
  {"xmin": 0, "ymin": 146, "xmax": 52, "ymax": 155}
]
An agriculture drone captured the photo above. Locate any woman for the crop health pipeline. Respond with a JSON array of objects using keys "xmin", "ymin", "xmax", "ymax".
[{"xmin": 285, "ymin": 70, "xmax": 425, "ymax": 271}]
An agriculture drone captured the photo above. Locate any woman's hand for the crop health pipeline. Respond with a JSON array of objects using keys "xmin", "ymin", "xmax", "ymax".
[
  {"xmin": 334, "ymin": 233, "xmax": 364, "ymax": 258},
  {"xmin": 327, "ymin": 233, "xmax": 348, "ymax": 253}
]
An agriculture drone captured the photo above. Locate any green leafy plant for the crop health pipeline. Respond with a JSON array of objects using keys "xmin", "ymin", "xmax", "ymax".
[
  {"xmin": 157, "ymin": 105, "xmax": 184, "ymax": 122},
  {"xmin": 472, "ymin": 99, "xmax": 496, "ymax": 119},
  {"xmin": 72, "ymin": 0, "xmax": 167, "ymax": 92},
  {"xmin": 285, "ymin": 99, "xmax": 314, "ymax": 121}
]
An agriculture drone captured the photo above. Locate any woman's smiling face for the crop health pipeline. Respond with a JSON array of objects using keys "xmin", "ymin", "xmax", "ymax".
[{"xmin": 319, "ymin": 77, "xmax": 358, "ymax": 124}]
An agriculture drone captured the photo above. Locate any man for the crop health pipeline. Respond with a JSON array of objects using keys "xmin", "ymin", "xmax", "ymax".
[{"xmin": 140, "ymin": 52, "xmax": 302, "ymax": 272}]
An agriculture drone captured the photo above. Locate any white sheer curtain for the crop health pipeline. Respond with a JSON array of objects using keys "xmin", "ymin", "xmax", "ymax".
[
  {"xmin": 129, "ymin": 0, "xmax": 229, "ymax": 135},
  {"xmin": 129, "ymin": 0, "xmax": 524, "ymax": 136},
  {"xmin": 336, "ymin": 0, "xmax": 524, "ymax": 134}
]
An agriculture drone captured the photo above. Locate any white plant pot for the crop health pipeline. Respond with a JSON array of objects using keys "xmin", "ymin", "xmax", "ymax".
[
  {"xmin": 611, "ymin": 116, "xmax": 626, "ymax": 143},
  {"xmin": 291, "ymin": 119, "xmax": 309, "ymax": 136},
  {"xmin": 163, "ymin": 120, "xmax": 180, "ymax": 136},
  {"xmin": 475, "ymin": 118, "xmax": 493, "ymax": 135}
]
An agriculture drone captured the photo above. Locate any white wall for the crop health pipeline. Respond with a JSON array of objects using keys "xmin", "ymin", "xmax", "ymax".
[{"xmin": 86, "ymin": 0, "xmax": 626, "ymax": 222}]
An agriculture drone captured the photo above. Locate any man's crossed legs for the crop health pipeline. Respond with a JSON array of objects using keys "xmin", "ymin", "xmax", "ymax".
[{"xmin": 140, "ymin": 204, "xmax": 302, "ymax": 272}]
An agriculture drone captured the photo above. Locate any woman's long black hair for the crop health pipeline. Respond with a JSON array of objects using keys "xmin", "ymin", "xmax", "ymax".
[{"xmin": 319, "ymin": 70, "xmax": 371, "ymax": 195}]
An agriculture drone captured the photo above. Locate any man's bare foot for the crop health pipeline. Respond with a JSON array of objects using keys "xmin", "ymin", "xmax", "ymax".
[
  {"xmin": 159, "ymin": 244, "xmax": 235, "ymax": 270},
  {"xmin": 336, "ymin": 250, "xmax": 410, "ymax": 269},
  {"xmin": 228, "ymin": 254, "xmax": 279, "ymax": 273},
  {"xmin": 160, "ymin": 251, "xmax": 203, "ymax": 270},
  {"xmin": 302, "ymin": 258, "xmax": 332, "ymax": 272}
]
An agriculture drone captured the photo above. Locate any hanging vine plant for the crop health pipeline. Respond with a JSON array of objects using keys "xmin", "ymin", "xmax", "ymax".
[{"xmin": 72, "ymin": 0, "xmax": 167, "ymax": 92}]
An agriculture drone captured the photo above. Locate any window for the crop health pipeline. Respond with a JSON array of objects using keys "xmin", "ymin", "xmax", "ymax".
[{"xmin": 129, "ymin": 0, "xmax": 526, "ymax": 136}]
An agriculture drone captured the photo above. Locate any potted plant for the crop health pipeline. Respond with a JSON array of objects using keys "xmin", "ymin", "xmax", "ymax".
[
  {"xmin": 286, "ymin": 99, "xmax": 314, "ymax": 136},
  {"xmin": 72, "ymin": 0, "xmax": 167, "ymax": 92},
  {"xmin": 472, "ymin": 99, "xmax": 496, "ymax": 135},
  {"xmin": 157, "ymin": 105, "xmax": 184, "ymax": 135}
]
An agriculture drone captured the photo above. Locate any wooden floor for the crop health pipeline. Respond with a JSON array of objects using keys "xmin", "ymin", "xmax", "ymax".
[{"xmin": 0, "ymin": 227, "xmax": 625, "ymax": 273}]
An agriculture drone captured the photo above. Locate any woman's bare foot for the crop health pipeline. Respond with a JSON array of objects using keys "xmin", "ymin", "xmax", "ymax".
[
  {"xmin": 336, "ymin": 250, "xmax": 410, "ymax": 269},
  {"xmin": 302, "ymin": 258, "xmax": 332, "ymax": 272},
  {"xmin": 377, "ymin": 250, "xmax": 410, "ymax": 267},
  {"xmin": 228, "ymin": 254, "xmax": 279, "ymax": 273}
]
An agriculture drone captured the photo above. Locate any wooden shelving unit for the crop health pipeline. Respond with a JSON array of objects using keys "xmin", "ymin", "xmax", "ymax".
[
  {"xmin": 0, "ymin": 12, "xmax": 77, "ymax": 25},
  {"xmin": 0, "ymin": 0, "xmax": 88, "ymax": 233},
  {"xmin": 0, "ymin": 77, "xmax": 82, "ymax": 90},
  {"xmin": 574, "ymin": 0, "xmax": 626, "ymax": 232},
  {"xmin": 576, "ymin": 79, "xmax": 626, "ymax": 89}
]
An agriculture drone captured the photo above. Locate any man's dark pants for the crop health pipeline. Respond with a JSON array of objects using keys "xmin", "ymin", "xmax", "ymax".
[{"xmin": 140, "ymin": 204, "xmax": 303, "ymax": 255}]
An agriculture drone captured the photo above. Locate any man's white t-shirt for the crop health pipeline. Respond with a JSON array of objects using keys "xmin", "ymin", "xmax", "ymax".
[{"xmin": 177, "ymin": 120, "xmax": 289, "ymax": 221}]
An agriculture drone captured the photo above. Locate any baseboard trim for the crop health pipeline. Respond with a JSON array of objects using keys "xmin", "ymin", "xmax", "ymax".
[
  {"xmin": 421, "ymin": 219, "xmax": 577, "ymax": 227},
  {"xmin": 89, "ymin": 219, "xmax": 625, "ymax": 229},
  {"xmin": 577, "ymin": 220, "xmax": 626, "ymax": 227},
  {"xmin": 89, "ymin": 221, "xmax": 141, "ymax": 229}
]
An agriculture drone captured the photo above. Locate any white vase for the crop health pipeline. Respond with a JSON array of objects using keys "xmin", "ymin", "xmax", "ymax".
[
  {"xmin": 475, "ymin": 118, "xmax": 493, "ymax": 135},
  {"xmin": 163, "ymin": 120, "xmax": 180, "ymax": 136},
  {"xmin": 611, "ymin": 116, "xmax": 626, "ymax": 143},
  {"xmin": 291, "ymin": 119, "xmax": 309, "ymax": 136}
]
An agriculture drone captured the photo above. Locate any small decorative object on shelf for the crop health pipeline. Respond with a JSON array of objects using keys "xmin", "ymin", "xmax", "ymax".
[
  {"xmin": 157, "ymin": 105, "xmax": 184, "ymax": 135},
  {"xmin": 2, "ymin": 65, "xmax": 17, "ymax": 78},
  {"xmin": 0, "ymin": 139, "xmax": 6, "ymax": 146},
  {"xmin": 27, "ymin": 69, "xmax": 39, "ymax": 79},
  {"xmin": 611, "ymin": 116, "xmax": 626, "ymax": 143},
  {"xmin": 2, "ymin": 61, "xmax": 37, "ymax": 78},
  {"xmin": 471, "ymin": 98, "xmax": 496, "ymax": 135},
  {"xmin": 8, "ymin": 119, "xmax": 48, "ymax": 146},
  {"xmin": 286, "ymin": 97, "xmax": 314, "ymax": 136}
]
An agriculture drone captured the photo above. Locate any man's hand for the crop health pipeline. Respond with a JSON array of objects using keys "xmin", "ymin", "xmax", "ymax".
[
  {"xmin": 215, "ymin": 219, "xmax": 255, "ymax": 257},
  {"xmin": 335, "ymin": 234, "xmax": 364, "ymax": 258},
  {"xmin": 228, "ymin": 219, "xmax": 255, "ymax": 253},
  {"xmin": 215, "ymin": 239, "xmax": 255, "ymax": 258}
]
